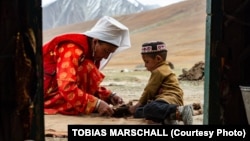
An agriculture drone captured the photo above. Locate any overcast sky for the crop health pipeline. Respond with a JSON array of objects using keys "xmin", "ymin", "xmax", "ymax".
[{"xmin": 42, "ymin": 0, "xmax": 185, "ymax": 7}]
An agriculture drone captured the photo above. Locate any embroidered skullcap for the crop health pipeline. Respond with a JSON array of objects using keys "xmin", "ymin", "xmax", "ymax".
[
  {"xmin": 141, "ymin": 41, "xmax": 167, "ymax": 54},
  {"xmin": 84, "ymin": 16, "xmax": 131, "ymax": 49}
]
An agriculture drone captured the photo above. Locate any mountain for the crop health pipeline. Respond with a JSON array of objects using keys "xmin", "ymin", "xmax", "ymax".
[
  {"xmin": 42, "ymin": 0, "xmax": 158, "ymax": 30},
  {"xmin": 43, "ymin": 0, "xmax": 206, "ymax": 70}
]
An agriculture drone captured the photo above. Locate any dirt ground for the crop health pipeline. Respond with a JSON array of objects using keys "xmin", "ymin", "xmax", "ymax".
[{"xmin": 44, "ymin": 67, "xmax": 204, "ymax": 140}]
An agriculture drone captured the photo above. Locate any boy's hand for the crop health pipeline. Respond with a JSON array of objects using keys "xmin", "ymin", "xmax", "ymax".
[
  {"xmin": 129, "ymin": 102, "xmax": 141, "ymax": 114},
  {"xmin": 129, "ymin": 105, "xmax": 136, "ymax": 114}
]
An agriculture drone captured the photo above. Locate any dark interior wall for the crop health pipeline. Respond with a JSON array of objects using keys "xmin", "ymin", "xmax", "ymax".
[
  {"xmin": 207, "ymin": 0, "xmax": 250, "ymax": 124},
  {"xmin": 0, "ymin": 0, "xmax": 44, "ymax": 141},
  {"xmin": 0, "ymin": 1, "xmax": 25, "ymax": 140},
  {"xmin": 220, "ymin": 0, "xmax": 250, "ymax": 124}
]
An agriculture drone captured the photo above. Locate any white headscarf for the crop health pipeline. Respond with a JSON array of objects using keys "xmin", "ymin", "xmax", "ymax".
[{"xmin": 83, "ymin": 16, "xmax": 131, "ymax": 69}]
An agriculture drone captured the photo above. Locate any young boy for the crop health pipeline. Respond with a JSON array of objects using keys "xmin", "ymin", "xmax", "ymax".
[{"xmin": 129, "ymin": 41, "xmax": 194, "ymax": 125}]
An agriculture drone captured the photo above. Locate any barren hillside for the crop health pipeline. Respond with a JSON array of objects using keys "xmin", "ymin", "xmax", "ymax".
[{"xmin": 43, "ymin": 0, "xmax": 206, "ymax": 71}]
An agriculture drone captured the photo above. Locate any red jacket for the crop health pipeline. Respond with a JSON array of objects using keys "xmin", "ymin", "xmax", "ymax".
[{"xmin": 43, "ymin": 33, "xmax": 111, "ymax": 115}]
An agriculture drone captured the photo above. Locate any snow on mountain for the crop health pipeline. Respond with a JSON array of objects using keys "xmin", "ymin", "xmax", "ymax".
[{"xmin": 42, "ymin": 0, "xmax": 158, "ymax": 30}]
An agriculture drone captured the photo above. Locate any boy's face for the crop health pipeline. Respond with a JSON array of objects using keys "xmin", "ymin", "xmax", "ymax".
[{"xmin": 141, "ymin": 54, "xmax": 161, "ymax": 71}]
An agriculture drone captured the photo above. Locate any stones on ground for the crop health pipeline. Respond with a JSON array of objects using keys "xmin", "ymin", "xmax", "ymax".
[{"xmin": 178, "ymin": 61, "xmax": 205, "ymax": 81}]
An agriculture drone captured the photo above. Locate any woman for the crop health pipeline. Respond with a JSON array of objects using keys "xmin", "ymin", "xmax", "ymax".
[{"xmin": 43, "ymin": 16, "xmax": 131, "ymax": 116}]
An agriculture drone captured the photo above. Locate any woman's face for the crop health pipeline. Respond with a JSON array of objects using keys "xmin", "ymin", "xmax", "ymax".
[
  {"xmin": 141, "ymin": 54, "xmax": 160, "ymax": 71},
  {"xmin": 92, "ymin": 39, "xmax": 118, "ymax": 61}
]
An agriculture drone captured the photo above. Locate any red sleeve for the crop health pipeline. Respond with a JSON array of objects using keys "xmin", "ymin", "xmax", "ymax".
[{"xmin": 96, "ymin": 86, "xmax": 112, "ymax": 103}]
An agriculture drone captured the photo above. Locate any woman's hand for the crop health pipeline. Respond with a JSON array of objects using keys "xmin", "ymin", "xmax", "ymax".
[
  {"xmin": 110, "ymin": 93, "xmax": 124, "ymax": 106},
  {"xmin": 97, "ymin": 100, "xmax": 114, "ymax": 116}
]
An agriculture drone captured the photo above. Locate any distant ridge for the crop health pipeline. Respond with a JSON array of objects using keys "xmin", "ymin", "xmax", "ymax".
[
  {"xmin": 42, "ymin": 0, "xmax": 157, "ymax": 30},
  {"xmin": 43, "ymin": 0, "xmax": 206, "ymax": 70}
]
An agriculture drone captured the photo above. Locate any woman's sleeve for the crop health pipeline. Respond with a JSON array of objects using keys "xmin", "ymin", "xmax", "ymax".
[{"xmin": 95, "ymin": 86, "xmax": 112, "ymax": 103}]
